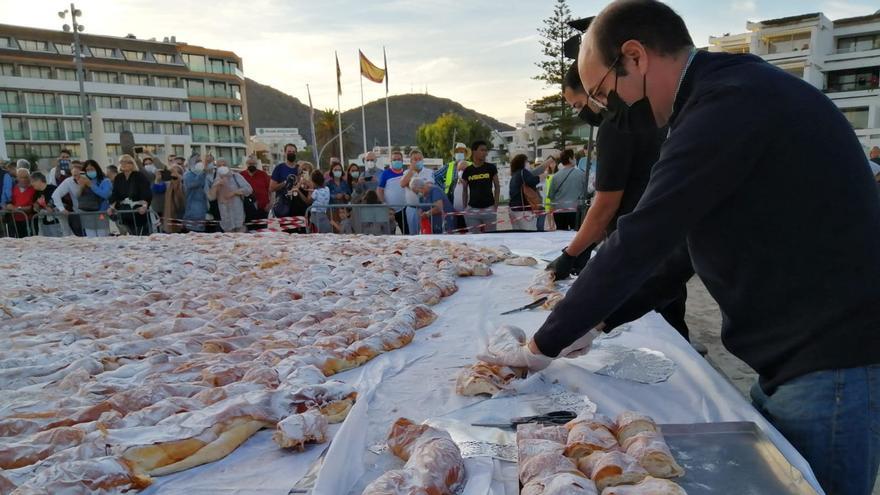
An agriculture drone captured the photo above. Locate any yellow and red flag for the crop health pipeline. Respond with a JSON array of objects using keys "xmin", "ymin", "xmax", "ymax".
[{"xmin": 359, "ymin": 50, "xmax": 386, "ymax": 84}]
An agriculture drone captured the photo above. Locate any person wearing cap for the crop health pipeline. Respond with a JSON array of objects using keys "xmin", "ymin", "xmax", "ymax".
[{"xmin": 435, "ymin": 143, "xmax": 471, "ymax": 196}]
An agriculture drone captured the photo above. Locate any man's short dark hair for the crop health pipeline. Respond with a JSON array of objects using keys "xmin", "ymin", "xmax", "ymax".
[
  {"xmin": 30, "ymin": 171, "xmax": 46, "ymax": 183},
  {"xmin": 471, "ymin": 140, "xmax": 488, "ymax": 151},
  {"xmin": 561, "ymin": 149, "xmax": 575, "ymax": 165},
  {"xmin": 284, "ymin": 143, "xmax": 298, "ymax": 152},
  {"xmin": 60, "ymin": 149, "xmax": 71, "ymax": 157},
  {"xmin": 590, "ymin": 0, "xmax": 693, "ymax": 74},
  {"xmin": 563, "ymin": 62, "xmax": 584, "ymax": 93}
]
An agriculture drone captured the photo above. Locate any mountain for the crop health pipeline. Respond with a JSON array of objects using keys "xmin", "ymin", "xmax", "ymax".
[{"xmin": 245, "ymin": 78, "xmax": 515, "ymax": 147}]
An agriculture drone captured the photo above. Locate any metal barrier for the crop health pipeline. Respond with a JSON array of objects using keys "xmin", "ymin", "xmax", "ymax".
[{"xmin": 0, "ymin": 209, "xmax": 35, "ymax": 238}]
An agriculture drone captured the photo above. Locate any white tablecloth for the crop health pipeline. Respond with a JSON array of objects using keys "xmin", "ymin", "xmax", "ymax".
[{"xmin": 147, "ymin": 232, "xmax": 823, "ymax": 494}]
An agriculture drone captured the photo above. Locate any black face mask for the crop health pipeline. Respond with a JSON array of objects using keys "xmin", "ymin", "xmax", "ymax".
[
  {"xmin": 604, "ymin": 71, "xmax": 656, "ymax": 133},
  {"xmin": 577, "ymin": 106, "xmax": 604, "ymax": 127},
  {"xmin": 286, "ymin": 152, "xmax": 297, "ymax": 162},
  {"xmin": 247, "ymin": 165, "xmax": 257, "ymax": 172}
]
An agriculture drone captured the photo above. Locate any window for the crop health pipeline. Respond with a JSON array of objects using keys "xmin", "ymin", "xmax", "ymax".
[
  {"xmin": 190, "ymin": 124, "xmax": 210, "ymax": 142},
  {"xmin": 0, "ymin": 90, "xmax": 21, "ymax": 112},
  {"xmin": 182, "ymin": 53, "xmax": 206, "ymax": 72},
  {"xmin": 233, "ymin": 126, "xmax": 245, "ymax": 143},
  {"xmin": 186, "ymin": 79, "xmax": 205, "ymax": 96},
  {"xmin": 154, "ymin": 75, "xmax": 178, "ymax": 87},
  {"xmin": 723, "ymin": 46, "xmax": 749, "ymax": 54},
  {"xmin": 155, "ymin": 99, "xmax": 182, "ymax": 112},
  {"xmin": 106, "ymin": 144, "xmax": 122, "ymax": 157},
  {"xmin": 837, "ymin": 34, "xmax": 880, "ymax": 54},
  {"xmin": 55, "ymin": 42, "xmax": 74, "ymax": 54},
  {"xmin": 126, "ymin": 98, "xmax": 152, "ymax": 111},
  {"xmin": 3, "ymin": 117, "xmax": 27, "ymax": 140},
  {"xmin": 91, "ymin": 71, "xmax": 119, "ymax": 84},
  {"xmin": 189, "ymin": 101, "xmax": 208, "ymax": 118},
  {"xmin": 162, "ymin": 122, "xmax": 186, "ymax": 135},
  {"xmin": 214, "ymin": 125, "xmax": 231, "ymax": 142},
  {"xmin": 154, "ymin": 53, "xmax": 176, "ymax": 64},
  {"xmin": 93, "ymin": 95, "xmax": 123, "ymax": 109},
  {"xmin": 768, "ymin": 32, "xmax": 811, "ymax": 54},
  {"xmin": 19, "ymin": 65, "xmax": 51, "ymax": 79},
  {"xmin": 230, "ymin": 84, "xmax": 241, "ymax": 100},
  {"xmin": 56, "ymin": 68, "xmax": 77, "ymax": 81},
  {"xmin": 228, "ymin": 61, "xmax": 239, "ymax": 73},
  {"xmin": 0, "ymin": 63, "xmax": 13, "ymax": 76},
  {"xmin": 212, "ymin": 103, "xmax": 228, "ymax": 119},
  {"xmin": 62, "ymin": 94, "xmax": 82, "ymax": 114},
  {"xmin": 0, "ymin": 37, "xmax": 13, "ymax": 49},
  {"xmin": 841, "ymin": 107, "xmax": 869, "ymax": 129},
  {"xmin": 782, "ymin": 66, "xmax": 804, "ymax": 79},
  {"xmin": 89, "ymin": 46, "xmax": 116, "ymax": 58},
  {"xmin": 104, "ymin": 120, "xmax": 124, "ymax": 133},
  {"xmin": 127, "ymin": 121, "xmax": 157, "ymax": 134},
  {"xmin": 124, "ymin": 73, "xmax": 150, "ymax": 86},
  {"xmin": 827, "ymin": 67, "xmax": 880, "ymax": 92},
  {"xmin": 122, "ymin": 49, "xmax": 146, "ymax": 61},
  {"xmin": 65, "ymin": 119, "xmax": 84, "ymax": 139},
  {"xmin": 209, "ymin": 58, "xmax": 225, "ymax": 73},
  {"xmin": 210, "ymin": 82, "xmax": 227, "ymax": 97},
  {"xmin": 28, "ymin": 118, "xmax": 61, "ymax": 140},
  {"xmin": 231, "ymin": 105, "xmax": 242, "ymax": 120},
  {"xmin": 25, "ymin": 93, "xmax": 58, "ymax": 114},
  {"xmin": 18, "ymin": 39, "xmax": 49, "ymax": 52}
]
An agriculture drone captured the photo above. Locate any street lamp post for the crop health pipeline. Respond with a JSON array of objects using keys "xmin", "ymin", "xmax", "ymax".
[
  {"xmin": 60, "ymin": 4, "xmax": 91, "ymax": 159},
  {"xmin": 318, "ymin": 124, "xmax": 354, "ymax": 168}
]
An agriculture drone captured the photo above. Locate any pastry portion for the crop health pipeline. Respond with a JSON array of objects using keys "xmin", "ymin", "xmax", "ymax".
[
  {"xmin": 522, "ymin": 472, "xmax": 599, "ymax": 495},
  {"xmin": 455, "ymin": 362, "xmax": 525, "ymax": 396},
  {"xmin": 505, "ymin": 256, "xmax": 538, "ymax": 266},
  {"xmin": 615, "ymin": 412, "xmax": 658, "ymax": 447},
  {"xmin": 577, "ymin": 451, "xmax": 649, "ymax": 492},
  {"xmin": 564, "ymin": 422, "xmax": 620, "ymax": 459},
  {"xmin": 599, "ymin": 476, "xmax": 688, "ymax": 494},
  {"xmin": 272, "ymin": 409, "xmax": 328, "ymax": 450},
  {"xmin": 622, "ymin": 432, "xmax": 684, "ymax": 479}
]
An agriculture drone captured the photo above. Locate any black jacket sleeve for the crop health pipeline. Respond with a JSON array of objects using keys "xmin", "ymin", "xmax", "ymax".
[
  {"xmin": 109, "ymin": 176, "xmax": 122, "ymax": 207},
  {"xmin": 138, "ymin": 173, "xmax": 153, "ymax": 205},
  {"xmin": 534, "ymin": 85, "xmax": 771, "ymax": 356},
  {"xmin": 596, "ymin": 124, "xmax": 634, "ymax": 192}
]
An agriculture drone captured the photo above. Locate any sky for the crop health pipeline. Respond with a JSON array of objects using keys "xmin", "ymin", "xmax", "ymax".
[{"xmin": 1, "ymin": 0, "xmax": 877, "ymax": 126}]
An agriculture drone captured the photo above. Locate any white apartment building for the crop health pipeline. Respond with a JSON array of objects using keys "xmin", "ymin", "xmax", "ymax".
[{"xmin": 709, "ymin": 11, "xmax": 880, "ymax": 148}]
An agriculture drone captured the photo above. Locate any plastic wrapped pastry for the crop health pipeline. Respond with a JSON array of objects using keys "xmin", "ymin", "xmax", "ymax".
[
  {"xmin": 8, "ymin": 456, "xmax": 152, "ymax": 494},
  {"xmin": 455, "ymin": 362, "xmax": 524, "ymax": 396},
  {"xmin": 622, "ymin": 432, "xmax": 684, "ymax": 479},
  {"xmin": 520, "ymin": 452, "xmax": 584, "ymax": 486},
  {"xmin": 576, "ymin": 451, "xmax": 649, "ymax": 492},
  {"xmin": 522, "ymin": 472, "xmax": 599, "ymax": 495},
  {"xmin": 272, "ymin": 409, "xmax": 328, "ymax": 450},
  {"xmin": 566, "ymin": 412, "xmax": 617, "ymax": 436},
  {"xmin": 599, "ymin": 476, "xmax": 688, "ymax": 494},
  {"xmin": 615, "ymin": 412, "xmax": 659, "ymax": 447},
  {"xmin": 504, "ymin": 256, "xmax": 538, "ymax": 266},
  {"xmin": 517, "ymin": 423, "xmax": 569, "ymax": 444},
  {"xmin": 564, "ymin": 422, "xmax": 620, "ymax": 459}
]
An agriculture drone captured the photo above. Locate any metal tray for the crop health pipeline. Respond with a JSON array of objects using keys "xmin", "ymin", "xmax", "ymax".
[{"xmin": 660, "ymin": 421, "xmax": 819, "ymax": 495}]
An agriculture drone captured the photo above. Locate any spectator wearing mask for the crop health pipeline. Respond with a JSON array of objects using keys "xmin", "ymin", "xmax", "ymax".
[
  {"xmin": 435, "ymin": 142, "xmax": 471, "ymax": 194},
  {"xmin": 47, "ymin": 149, "xmax": 73, "ymax": 187},
  {"xmin": 52, "ymin": 161, "xmax": 85, "ymax": 237},
  {"xmin": 547, "ymin": 149, "xmax": 586, "ymax": 231},
  {"xmin": 269, "ymin": 143, "xmax": 299, "ymax": 201},
  {"xmin": 241, "ymin": 156, "xmax": 271, "ymax": 220},
  {"xmin": 378, "ymin": 150, "xmax": 408, "ymax": 234},
  {"xmin": 139, "ymin": 154, "xmax": 158, "ymax": 183},
  {"xmin": 4, "ymin": 168, "xmax": 35, "ymax": 237},
  {"xmin": 207, "ymin": 163, "xmax": 252, "ymax": 233},
  {"xmin": 347, "ymin": 163, "xmax": 367, "ymax": 204},
  {"xmin": 448, "ymin": 159, "xmax": 470, "ymax": 233},
  {"xmin": 30, "ymin": 172, "xmax": 62, "ymax": 237},
  {"xmin": 362, "ymin": 152, "xmax": 382, "ymax": 192},
  {"xmin": 309, "ymin": 170, "xmax": 332, "ymax": 233},
  {"xmin": 108, "ymin": 154, "xmax": 152, "ymax": 236},
  {"xmin": 141, "ymin": 155, "xmax": 167, "ymax": 222},
  {"xmin": 327, "ymin": 160, "xmax": 351, "ymax": 204},
  {"xmin": 183, "ymin": 157, "xmax": 208, "ymax": 233},
  {"xmin": 400, "ymin": 149, "xmax": 435, "ymax": 235},
  {"xmin": 413, "ymin": 178, "xmax": 455, "ymax": 234},
  {"xmin": 162, "ymin": 164, "xmax": 186, "ymax": 233},
  {"xmin": 77, "ymin": 160, "xmax": 112, "ymax": 237},
  {"xmin": 461, "ymin": 140, "xmax": 501, "ymax": 233},
  {"xmin": 508, "ymin": 154, "xmax": 542, "ymax": 231}
]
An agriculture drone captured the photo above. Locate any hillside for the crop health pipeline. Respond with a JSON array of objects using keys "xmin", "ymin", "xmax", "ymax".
[{"xmin": 245, "ymin": 78, "xmax": 514, "ymax": 147}]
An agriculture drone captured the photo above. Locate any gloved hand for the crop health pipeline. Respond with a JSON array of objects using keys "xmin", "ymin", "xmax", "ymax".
[
  {"xmin": 557, "ymin": 329, "xmax": 601, "ymax": 359},
  {"xmin": 546, "ymin": 248, "xmax": 577, "ymax": 280},
  {"xmin": 476, "ymin": 325, "xmax": 553, "ymax": 371},
  {"xmin": 570, "ymin": 250, "xmax": 592, "ymax": 276}
]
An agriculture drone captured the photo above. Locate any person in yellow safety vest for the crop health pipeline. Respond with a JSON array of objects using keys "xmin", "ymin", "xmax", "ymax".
[
  {"xmin": 542, "ymin": 157, "xmax": 558, "ymax": 231},
  {"xmin": 438, "ymin": 142, "xmax": 472, "ymax": 195}
]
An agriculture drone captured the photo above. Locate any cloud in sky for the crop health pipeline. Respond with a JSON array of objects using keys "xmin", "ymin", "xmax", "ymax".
[{"xmin": 0, "ymin": 0, "xmax": 875, "ymax": 126}]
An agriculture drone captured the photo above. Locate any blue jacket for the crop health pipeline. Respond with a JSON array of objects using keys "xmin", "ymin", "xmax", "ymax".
[
  {"xmin": 88, "ymin": 177, "xmax": 113, "ymax": 211},
  {"xmin": 0, "ymin": 173, "xmax": 12, "ymax": 205},
  {"xmin": 183, "ymin": 170, "xmax": 208, "ymax": 231}
]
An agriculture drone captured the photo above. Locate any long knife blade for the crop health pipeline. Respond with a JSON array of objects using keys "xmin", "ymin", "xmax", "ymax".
[
  {"xmin": 500, "ymin": 297, "xmax": 548, "ymax": 315},
  {"xmin": 288, "ymin": 443, "xmax": 331, "ymax": 494}
]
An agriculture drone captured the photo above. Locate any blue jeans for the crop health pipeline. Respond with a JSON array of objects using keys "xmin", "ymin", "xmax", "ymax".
[{"xmin": 750, "ymin": 366, "xmax": 880, "ymax": 495}]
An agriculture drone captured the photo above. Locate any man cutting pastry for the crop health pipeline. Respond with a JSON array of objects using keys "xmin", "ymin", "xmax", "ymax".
[{"xmin": 479, "ymin": 2, "xmax": 880, "ymax": 494}]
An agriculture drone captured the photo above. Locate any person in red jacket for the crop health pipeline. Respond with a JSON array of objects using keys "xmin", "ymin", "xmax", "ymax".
[
  {"xmin": 240, "ymin": 155, "xmax": 270, "ymax": 231},
  {"xmin": 4, "ymin": 168, "xmax": 36, "ymax": 237}
]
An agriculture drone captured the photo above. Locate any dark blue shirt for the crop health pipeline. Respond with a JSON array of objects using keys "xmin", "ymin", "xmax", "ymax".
[
  {"xmin": 421, "ymin": 185, "xmax": 454, "ymax": 233},
  {"xmin": 535, "ymin": 51, "xmax": 880, "ymax": 394},
  {"xmin": 271, "ymin": 163, "xmax": 298, "ymax": 199}
]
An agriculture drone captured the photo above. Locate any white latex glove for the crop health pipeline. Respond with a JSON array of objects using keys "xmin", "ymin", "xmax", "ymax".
[
  {"xmin": 476, "ymin": 325, "xmax": 553, "ymax": 371},
  {"xmin": 558, "ymin": 329, "xmax": 601, "ymax": 359}
]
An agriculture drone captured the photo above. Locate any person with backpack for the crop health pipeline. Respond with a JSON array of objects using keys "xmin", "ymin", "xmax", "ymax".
[
  {"xmin": 207, "ymin": 164, "xmax": 252, "ymax": 233},
  {"xmin": 76, "ymin": 160, "xmax": 113, "ymax": 237},
  {"xmin": 508, "ymin": 154, "xmax": 542, "ymax": 231}
]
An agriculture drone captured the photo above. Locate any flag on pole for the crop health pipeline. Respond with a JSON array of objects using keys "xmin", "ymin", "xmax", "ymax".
[
  {"xmin": 383, "ymin": 47, "xmax": 389, "ymax": 92},
  {"xmin": 336, "ymin": 52, "xmax": 342, "ymax": 95},
  {"xmin": 359, "ymin": 50, "xmax": 386, "ymax": 84}
]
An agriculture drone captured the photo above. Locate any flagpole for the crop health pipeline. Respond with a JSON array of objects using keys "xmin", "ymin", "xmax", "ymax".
[
  {"xmin": 307, "ymin": 84, "xmax": 319, "ymax": 165},
  {"xmin": 360, "ymin": 52, "xmax": 367, "ymax": 155},
  {"xmin": 335, "ymin": 51, "xmax": 344, "ymax": 166},
  {"xmin": 384, "ymin": 46, "xmax": 391, "ymax": 158}
]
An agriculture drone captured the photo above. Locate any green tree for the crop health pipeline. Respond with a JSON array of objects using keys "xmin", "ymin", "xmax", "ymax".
[
  {"xmin": 416, "ymin": 113, "xmax": 492, "ymax": 162},
  {"xmin": 315, "ymin": 109, "xmax": 353, "ymax": 169},
  {"xmin": 530, "ymin": 0, "xmax": 584, "ymax": 149}
]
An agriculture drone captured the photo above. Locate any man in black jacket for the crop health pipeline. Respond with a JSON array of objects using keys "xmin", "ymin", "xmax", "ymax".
[{"xmin": 480, "ymin": 1, "xmax": 880, "ymax": 493}]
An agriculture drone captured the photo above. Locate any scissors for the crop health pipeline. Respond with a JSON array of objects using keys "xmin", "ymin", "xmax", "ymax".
[
  {"xmin": 471, "ymin": 410, "xmax": 576, "ymax": 429},
  {"xmin": 500, "ymin": 297, "xmax": 548, "ymax": 315}
]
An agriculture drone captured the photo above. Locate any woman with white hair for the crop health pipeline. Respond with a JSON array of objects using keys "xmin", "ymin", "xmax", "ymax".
[
  {"xmin": 108, "ymin": 154, "xmax": 152, "ymax": 236},
  {"xmin": 207, "ymin": 162, "xmax": 252, "ymax": 233}
]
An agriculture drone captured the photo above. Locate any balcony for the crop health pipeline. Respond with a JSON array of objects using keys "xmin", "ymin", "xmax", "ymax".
[
  {"xmin": 67, "ymin": 131, "xmax": 86, "ymax": 139},
  {"xmin": 0, "ymin": 103, "xmax": 23, "ymax": 113},
  {"xmin": 30, "ymin": 130, "xmax": 63, "ymax": 140},
  {"xmin": 64, "ymin": 105, "xmax": 85, "ymax": 115},
  {"xmin": 28, "ymin": 104, "xmax": 62, "ymax": 115},
  {"xmin": 3, "ymin": 130, "xmax": 28, "ymax": 140},
  {"xmin": 232, "ymin": 136, "xmax": 246, "ymax": 144},
  {"xmin": 215, "ymin": 134, "xmax": 232, "ymax": 143},
  {"xmin": 192, "ymin": 134, "xmax": 211, "ymax": 143},
  {"xmin": 187, "ymin": 87, "xmax": 207, "ymax": 97}
]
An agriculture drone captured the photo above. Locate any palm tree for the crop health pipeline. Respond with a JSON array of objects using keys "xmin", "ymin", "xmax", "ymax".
[{"xmin": 315, "ymin": 109, "xmax": 352, "ymax": 169}]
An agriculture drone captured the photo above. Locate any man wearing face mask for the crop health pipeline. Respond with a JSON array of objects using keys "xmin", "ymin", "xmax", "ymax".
[
  {"xmin": 362, "ymin": 151, "xmax": 382, "ymax": 192},
  {"xmin": 400, "ymin": 149, "xmax": 435, "ymax": 235},
  {"xmin": 481, "ymin": 2, "xmax": 880, "ymax": 493},
  {"xmin": 270, "ymin": 143, "xmax": 299, "ymax": 201},
  {"xmin": 434, "ymin": 142, "xmax": 471, "ymax": 197},
  {"xmin": 47, "ymin": 149, "xmax": 73, "ymax": 187},
  {"xmin": 377, "ymin": 150, "xmax": 409, "ymax": 234}
]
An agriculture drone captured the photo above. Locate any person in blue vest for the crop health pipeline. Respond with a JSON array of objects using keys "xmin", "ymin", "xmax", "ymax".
[{"xmin": 480, "ymin": 2, "xmax": 880, "ymax": 493}]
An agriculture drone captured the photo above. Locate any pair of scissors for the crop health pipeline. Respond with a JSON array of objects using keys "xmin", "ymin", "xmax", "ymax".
[{"xmin": 471, "ymin": 410, "xmax": 576, "ymax": 429}]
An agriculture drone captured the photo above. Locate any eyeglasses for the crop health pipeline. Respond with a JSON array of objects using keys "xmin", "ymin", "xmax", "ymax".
[{"xmin": 586, "ymin": 54, "xmax": 622, "ymax": 111}]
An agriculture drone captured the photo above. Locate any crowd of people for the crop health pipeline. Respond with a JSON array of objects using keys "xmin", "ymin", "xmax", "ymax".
[{"xmin": 1, "ymin": 140, "xmax": 597, "ymax": 239}]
